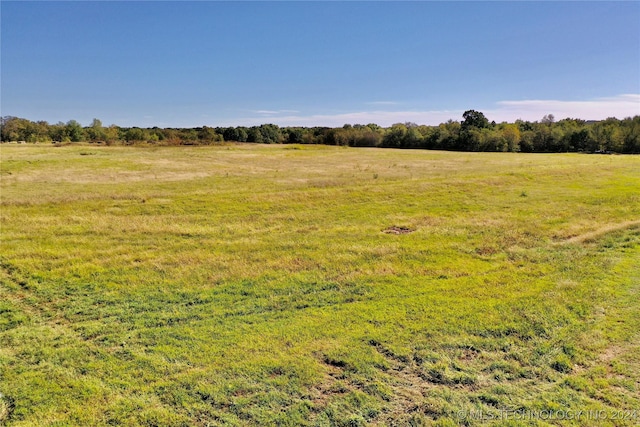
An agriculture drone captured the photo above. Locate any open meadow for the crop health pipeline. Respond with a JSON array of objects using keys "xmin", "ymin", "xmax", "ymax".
[{"xmin": 1, "ymin": 144, "xmax": 639, "ymax": 426}]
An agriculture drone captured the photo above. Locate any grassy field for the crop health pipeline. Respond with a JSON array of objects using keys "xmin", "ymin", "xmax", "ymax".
[{"xmin": 1, "ymin": 144, "xmax": 639, "ymax": 426}]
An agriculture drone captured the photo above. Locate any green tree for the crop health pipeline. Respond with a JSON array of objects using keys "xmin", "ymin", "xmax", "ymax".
[
  {"xmin": 124, "ymin": 127, "xmax": 147, "ymax": 143},
  {"xmin": 433, "ymin": 120, "xmax": 461, "ymax": 150},
  {"xmin": 461, "ymin": 110, "xmax": 490, "ymax": 130},
  {"xmin": 33, "ymin": 121, "xmax": 51, "ymax": 142},
  {"xmin": 460, "ymin": 110, "xmax": 491, "ymax": 150},
  {"xmin": 104, "ymin": 125, "xmax": 119, "ymax": 144},
  {"xmin": 199, "ymin": 126, "xmax": 221, "ymax": 144},
  {"xmin": 621, "ymin": 116, "xmax": 640, "ymax": 153},
  {"xmin": 258, "ymin": 124, "xmax": 282, "ymax": 144},
  {"xmin": 65, "ymin": 120, "xmax": 84, "ymax": 142},
  {"xmin": 247, "ymin": 127, "xmax": 264, "ymax": 143},
  {"xmin": 49, "ymin": 122, "xmax": 67, "ymax": 142},
  {"xmin": 590, "ymin": 118, "xmax": 625, "ymax": 152},
  {"xmin": 500, "ymin": 123, "xmax": 521, "ymax": 152},
  {"xmin": 287, "ymin": 128, "xmax": 304, "ymax": 144},
  {"xmin": 86, "ymin": 118, "xmax": 106, "ymax": 142},
  {"xmin": 179, "ymin": 129, "xmax": 199, "ymax": 144},
  {"xmin": 1, "ymin": 116, "xmax": 24, "ymax": 141},
  {"xmin": 222, "ymin": 127, "xmax": 248, "ymax": 142},
  {"xmin": 382, "ymin": 123, "xmax": 408, "ymax": 148},
  {"xmin": 0, "ymin": 116, "xmax": 50, "ymax": 142}
]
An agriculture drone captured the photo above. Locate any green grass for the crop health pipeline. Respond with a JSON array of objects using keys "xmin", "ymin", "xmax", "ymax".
[{"xmin": 1, "ymin": 144, "xmax": 639, "ymax": 426}]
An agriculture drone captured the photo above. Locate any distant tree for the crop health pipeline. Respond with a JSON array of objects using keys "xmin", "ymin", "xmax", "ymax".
[
  {"xmin": 1, "ymin": 116, "xmax": 23, "ymax": 141},
  {"xmin": 621, "ymin": 116, "xmax": 640, "ymax": 153},
  {"xmin": 433, "ymin": 120, "xmax": 461, "ymax": 150},
  {"xmin": 556, "ymin": 119, "xmax": 584, "ymax": 152},
  {"xmin": 326, "ymin": 128, "xmax": 350, "ymax": 146},
  {"xmin": 355, "ymin": 127, "xmax": 383, "ymax": 147},
  {"xmin": 179, "ymin": 128, "xmax": 199, "ymax": 144},
  {"xmin": 86, "ymin": 118, "xmax": 106, "ymax": 142},
  {"xmin": 247, "ymin": 127, "xmax": 263, "ymax": 143},
  {"xmin": 480, "ymin": 128, "xmax": 504, "ymax": 151},
  {"xmin": 566, "ymin": 128, "xmax": 593, "ymax": 152},
  {"xmin": 287, "ymin": 128, "xmax": 304, "ymax": 144},
  {"xmin": 199, "ymin": 126, "xmax": 221, "ymax": 144},
  {"xmin": 500, "ymin": 123, "xmax": 521, "ymax": 152},
  {"xmin": 326, "ymin": 125, "xmax": 383, "ymax": 147},
  {"xmin": 1, "ymin": 113, "xmax": 636, "ymax": 153},
  {"xmin": 403, "ymin": 127, "xmax": 423, "ymax": 148},
  {"xmin": 148, "ymin": 127, "xmax": 165, "ymax": 143},
  {"xmin": 0, "ymin": 117, "xmax": 49, "ymax": 142},
  {"xmin": 104, "ymin": 125, "xmax": 119, "ymax": 144},
  {"xmin": 158, "ymin": 128, "xmax": 178, "ymax": 144},
  {"xmin": 519, "ymin": 129, "xmax": 535, "ymax": 152},
  {"xmin": 592, "ymin": 118, "xmax": 623, "ymax": 152},
  {"xmin": 516, "ymin": 119, "xmax": 535, "ymax": 132},
  {"xmin": 33, "ymin": 121, "xmax": 51, "ymax": 142},
  {"xmin": 461, "ymin": 110, "xmax": 490, "ymax": 130},
  {"xmin": 459, "ymin": 111, "xmax": 491, "ymax": 150},
  {"xmin": 464, "ymin": 128, "xmax": 487, "ymax": 151},
  {"xmin": 124, "ymin": 127, "xmax": 147, "ymax": 143},
  {"xmin": 222, "ymin": 127, "xmax": 247, "ymax": 142},
  {"xmin": 530, "ymin": 123, "xmax": 550, "ymax": 152},
  {"xmin": 541, "ymin": 114, "xmax": 555, "ymax": 124},
  {"xmin": 49, "ymin": 122, "xmax": 67, "ymax": 142},
  {"xmin": 258, "ymin": 124, "xmax": 282, "ymax": 144},
  {"xmin": 382, "ymin": 123, "xmax": 408, "ymax": 148},
  {"xmin": 65, "ymin": 120, "xmax": 84, "ymax": 142}
]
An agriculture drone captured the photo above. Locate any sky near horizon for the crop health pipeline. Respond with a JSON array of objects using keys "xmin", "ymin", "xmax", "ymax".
[{"xmin": 2, "ymin": 1, "xmax": 639, "ymax": 128}]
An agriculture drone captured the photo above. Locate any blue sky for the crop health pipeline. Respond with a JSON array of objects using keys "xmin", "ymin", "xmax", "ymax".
[{"xmin": 2, "ymin": 1, "xmax": 639, "ymax": 127}]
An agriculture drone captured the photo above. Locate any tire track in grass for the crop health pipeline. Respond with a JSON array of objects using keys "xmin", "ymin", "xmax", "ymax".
[
  {"xmin": 0, "ymin": 259, "xmax": 92, "ymax": 334},
  {"xmin": 562, "ymin": 237, "xmax": 640, "ymax": 413},
  {"xmin": 556, "ymin": 219, "xmax": 640, "ymax": 245},
  {"xmin": 596, "ymin": 247, "xmax": 640, "ymax": 405},
  {"xmin": 0, "ymin": 260, "xmax": 177, "ymax": 424}
]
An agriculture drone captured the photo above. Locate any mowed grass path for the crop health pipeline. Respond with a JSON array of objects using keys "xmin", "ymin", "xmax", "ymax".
[{"xmin": 1, "ymin": 144, "xmax": 639, "ymax": 426}]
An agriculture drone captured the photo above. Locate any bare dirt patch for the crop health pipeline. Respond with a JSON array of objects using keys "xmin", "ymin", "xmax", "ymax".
[{"xmin": 383, "ymin": 226, "xmax": 415, "ymax": 235}]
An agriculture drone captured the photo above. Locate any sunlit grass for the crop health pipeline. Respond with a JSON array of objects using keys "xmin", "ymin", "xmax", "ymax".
[{"xmin": 1, "ymin": 144, "xmax": 639, "ymax": 426}]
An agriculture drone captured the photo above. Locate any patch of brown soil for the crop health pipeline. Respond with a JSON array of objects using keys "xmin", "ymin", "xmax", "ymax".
[{"xmin": 383, "ymin": 226, "xmax": 415, "ymax": 235}]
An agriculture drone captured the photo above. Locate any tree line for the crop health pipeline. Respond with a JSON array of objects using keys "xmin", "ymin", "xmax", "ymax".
[{"xmin": 2, "ymin": 111, "xmax": 639, "ymax": 153}]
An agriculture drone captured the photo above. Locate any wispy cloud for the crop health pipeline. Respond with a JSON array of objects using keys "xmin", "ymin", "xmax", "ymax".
[
  {"xmin": 226, "ymin": 94, "xmax": 639, "ymax": 127},
  {"xmin": 490, "ymin": 94, "xmax": 640, "ymax": 122},
  {"xmin": 251, "ymin": 109, "xmax": 300, "ymax": 116},
  {"xmin": 227, "ymin": 110, "xmax": 462, "ymax": 127}
]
